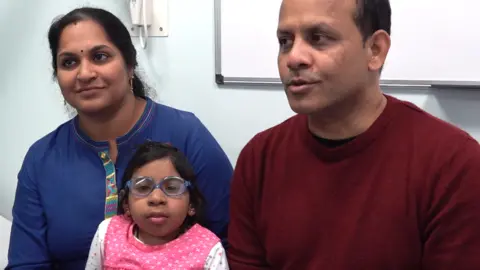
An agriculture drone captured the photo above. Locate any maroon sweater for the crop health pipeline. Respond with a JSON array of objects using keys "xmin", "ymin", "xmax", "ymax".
[{"xmin": 228, "ymin": 95, "xmax": 480, "ymax": 270}]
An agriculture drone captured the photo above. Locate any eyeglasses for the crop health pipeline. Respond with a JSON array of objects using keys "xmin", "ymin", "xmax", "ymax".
[{"xmin": 126, "ymin": 176, "xmax": 192, "ymax": 197}]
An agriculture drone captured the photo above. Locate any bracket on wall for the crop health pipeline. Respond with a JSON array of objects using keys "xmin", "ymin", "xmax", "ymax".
[{"xmin": 128, "ymin": 0, "xmax": 169, "ymax": 37}]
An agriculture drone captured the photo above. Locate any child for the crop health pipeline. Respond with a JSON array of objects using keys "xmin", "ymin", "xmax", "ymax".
[{"xmin": 85, "ymin": 141, "xmax": 229, "ymax": 269}]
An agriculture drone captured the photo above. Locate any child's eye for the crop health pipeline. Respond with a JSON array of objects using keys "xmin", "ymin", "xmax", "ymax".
[
  {"xmin": 135, "ymin": 184, "xmax": 152, "ymax": 193},
  {"xmin": 165, "ymin": 185, "xmax": 179, "ymax": 192}
]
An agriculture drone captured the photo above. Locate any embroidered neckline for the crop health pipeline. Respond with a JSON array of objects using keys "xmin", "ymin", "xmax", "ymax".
[
  {"xmin": 98, "ymin": 150, "xmax": 118, "ymax": 219},
  {"xmin": 72, "ymin": 97, "xmax": 154, "ymax": 149}
]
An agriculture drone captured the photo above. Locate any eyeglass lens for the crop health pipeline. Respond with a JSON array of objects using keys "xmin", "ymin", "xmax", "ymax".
[{"xmin": 131, "ymin": 176, "xmax": 186, "ymax": 196}]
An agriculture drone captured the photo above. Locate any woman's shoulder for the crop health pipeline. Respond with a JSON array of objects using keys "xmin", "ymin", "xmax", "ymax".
[
  {"xmin": 22, "ymin": 119, "xmax": 75, "ymax": 165},
  {"xmin": 151, "ymin": 100, "xmax": 204, "ymax": 126},
  {"xmin": 149, "ymin": 101, "xmax": 213, "ymax": 141}
]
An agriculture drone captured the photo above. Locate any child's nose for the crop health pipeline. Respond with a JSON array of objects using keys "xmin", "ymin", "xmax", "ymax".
[{"xmin": 147, "ymin": 188, "xmax": 167, "ymax": 206}]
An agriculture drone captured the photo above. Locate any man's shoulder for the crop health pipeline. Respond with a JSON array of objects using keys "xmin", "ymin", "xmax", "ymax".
[
  {"xmin": 388, "ymin": 95, "xmax": 480, "ymax": 164},
  {"xmin": 234, "ymin": 114, "xmax": 305, "ymax": 172},
  {"xmin": 242, "ymin": 114, "xmax": 305, "ymax": 153},
  {"xmin": 390, "ymin": 95, "xmax": 474, "ymax": 141}
]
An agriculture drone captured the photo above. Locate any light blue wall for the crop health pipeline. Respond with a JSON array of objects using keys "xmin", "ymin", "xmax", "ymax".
[
  {"xmin": 1, "ymin": 0, "xmax": 480, "ymax": 220},
  {"xmin": 0, "ymin": 0, "xmax": 294, "ymax": 219}
]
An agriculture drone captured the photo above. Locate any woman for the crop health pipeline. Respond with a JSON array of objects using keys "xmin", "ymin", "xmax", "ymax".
[{"xmin": 7, "ymin": 7, "xmax": 233, "ymax": 270}]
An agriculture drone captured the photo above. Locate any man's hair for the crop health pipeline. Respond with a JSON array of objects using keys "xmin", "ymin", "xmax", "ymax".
[{"xmin": 353, "ymin": 0, "xmax": 391, "ymax": 41}]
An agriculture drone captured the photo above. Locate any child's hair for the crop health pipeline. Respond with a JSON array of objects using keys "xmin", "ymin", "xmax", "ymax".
[{"xmin": 118, "ymin": 141, "xmax": 206, "ymax": 233}]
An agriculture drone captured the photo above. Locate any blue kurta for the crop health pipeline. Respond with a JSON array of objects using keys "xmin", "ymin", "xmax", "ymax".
[{"xmin": 7, "ymin": 98, "xmax": 233, "ymax": 269}]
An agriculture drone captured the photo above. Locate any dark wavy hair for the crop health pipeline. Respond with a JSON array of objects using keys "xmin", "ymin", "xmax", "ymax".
[{"xmin": 47, "ymin": 7, "xmax": 149, "ymax": 98}]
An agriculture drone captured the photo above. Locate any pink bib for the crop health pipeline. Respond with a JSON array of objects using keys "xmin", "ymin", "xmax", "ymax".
[{"xmin": 103, "ymin": 215, "xmax": 220, "ymax": 269}]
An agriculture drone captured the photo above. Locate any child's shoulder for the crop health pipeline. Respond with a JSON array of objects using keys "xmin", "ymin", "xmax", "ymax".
[
  {"xmin": 185, "ymin": 224, "xmax": 221, "ymax": 244},
  {"xmin": 97, "ymin": 216, "xmax": 130, "ymax": 231},
  {"xmin": 94, "ymin": 217, "xmax": 113, "ymax": 236}
]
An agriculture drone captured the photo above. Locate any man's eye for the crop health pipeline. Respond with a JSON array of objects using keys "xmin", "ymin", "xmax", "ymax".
[{"xmin": 278, "ymin": 37, "xmax": 293, "ymax": 49}]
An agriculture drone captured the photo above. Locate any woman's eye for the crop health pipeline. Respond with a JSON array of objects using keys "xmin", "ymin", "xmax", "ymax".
[
  {"xmin": 62, "ymin": 59, "xmax": 77, "ymax": 68},
  {"xmin": 93, "ymin": 53, "xmax": 108, "ymax": 62}
]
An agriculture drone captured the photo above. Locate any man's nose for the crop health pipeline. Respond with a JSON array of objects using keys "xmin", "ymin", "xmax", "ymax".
[{"xmin": 286, "ymin": 39, "xmax": 313, "ymax": 71}]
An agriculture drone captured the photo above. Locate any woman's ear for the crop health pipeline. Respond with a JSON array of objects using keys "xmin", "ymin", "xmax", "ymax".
[{"xmin": 127, "ymin": 66, "xmax": 134, "ymax": 79}]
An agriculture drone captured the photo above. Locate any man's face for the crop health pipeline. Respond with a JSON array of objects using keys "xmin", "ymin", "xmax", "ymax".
[{"xmin": 277, "ymin": 0, "xmax": 375, "ymax": 115}]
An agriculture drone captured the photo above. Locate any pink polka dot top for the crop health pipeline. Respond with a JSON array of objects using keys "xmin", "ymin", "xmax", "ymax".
[{"xmin": 102, "ymin": 215, "xmax": 220, "ymax": 269}]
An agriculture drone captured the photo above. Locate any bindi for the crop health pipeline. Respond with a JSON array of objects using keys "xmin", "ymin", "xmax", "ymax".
[{"xmin": 80, "ymin": 49, "xmax": 84, "ymax": 53}]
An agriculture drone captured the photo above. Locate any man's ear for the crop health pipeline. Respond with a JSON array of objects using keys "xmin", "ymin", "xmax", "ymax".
[{"xmin": 365, "ymin": 29, "xmax": 391, "ymax": 72}]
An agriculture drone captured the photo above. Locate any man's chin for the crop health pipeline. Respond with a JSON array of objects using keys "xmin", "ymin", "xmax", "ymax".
[{"xmin": 288, "ymin": 101, "xmax": 323, "ymax": 115}]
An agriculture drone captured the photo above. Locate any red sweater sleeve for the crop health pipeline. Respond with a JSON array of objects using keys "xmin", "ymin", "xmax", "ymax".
[
  {"xmin": 422, "ymin": 137, "xmax": 480, "ymax": 269},
  {"xmin": 227, "ymin": 138, "xmax": 269, "ymax": 269}
]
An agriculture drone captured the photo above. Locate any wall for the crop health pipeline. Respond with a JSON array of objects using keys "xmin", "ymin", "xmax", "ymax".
[{"xmin": 1, "ymin": 0, "xmax": 480, "ymax": 220}]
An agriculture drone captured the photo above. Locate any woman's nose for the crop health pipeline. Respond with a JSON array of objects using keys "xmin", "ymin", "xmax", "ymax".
[{"xmin": 76, "ymin": 60, "xmax": 97, "ymax": 82}]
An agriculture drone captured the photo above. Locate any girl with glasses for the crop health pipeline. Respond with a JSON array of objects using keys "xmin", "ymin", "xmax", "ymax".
[{"xmin": 85, "ymin": 141, "xmax": 229, "ymax": 269}]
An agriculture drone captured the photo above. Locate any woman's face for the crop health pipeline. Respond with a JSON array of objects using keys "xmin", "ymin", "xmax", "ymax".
[{"xmin": 55, "ymin": 19, "xmax": 133, "ymax": 114}]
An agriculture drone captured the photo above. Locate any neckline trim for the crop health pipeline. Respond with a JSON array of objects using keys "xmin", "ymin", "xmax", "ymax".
[
  {"xmin": 300, "ymin": 94, "xmax": 398, "ymax": 162},
  {"xmin": 127, "ymin": 221, "xmax": 200, "ymax": 252},
  {"xmin": 72, "ymin": 97, "xmax": 154, "ymax": 149}
]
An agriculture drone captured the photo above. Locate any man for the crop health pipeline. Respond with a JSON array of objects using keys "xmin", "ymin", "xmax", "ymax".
[{"xmin": 227, "ymin": 0, "xmax": 480, "ymax": 269}]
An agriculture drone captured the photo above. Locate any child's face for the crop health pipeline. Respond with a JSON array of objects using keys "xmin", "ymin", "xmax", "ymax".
[{"xmin": 125, "ymin": 158, "xmax": 194, "ymax": 244}]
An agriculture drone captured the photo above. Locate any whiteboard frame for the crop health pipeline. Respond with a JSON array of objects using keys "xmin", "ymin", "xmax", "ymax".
[{"xmin": 213, "ymin": 0, "xmax": 480, "ymax": 88}]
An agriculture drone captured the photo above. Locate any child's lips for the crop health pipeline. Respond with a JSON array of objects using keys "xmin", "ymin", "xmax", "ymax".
[
  {"xmin": 146, "ymin": 212, "xmax": 169, "ymax": 225},
  {"xmin": 148, "ymin": 216, "xmax": 167, "ymax": 225}
]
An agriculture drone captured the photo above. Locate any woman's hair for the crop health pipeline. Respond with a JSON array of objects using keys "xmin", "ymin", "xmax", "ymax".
[
  {"xmin": 119, "ymin": 141, "xmax": 207, "ymax": 233},
  {"xmin": 47, "ymin": 7, "xmax": 148, "ymax": 98}
]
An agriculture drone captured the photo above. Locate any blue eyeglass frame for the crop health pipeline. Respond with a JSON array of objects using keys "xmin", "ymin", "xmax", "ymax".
[{"xmin": 126, "ymin": 176, "xmax": 192, "ymax": 198}]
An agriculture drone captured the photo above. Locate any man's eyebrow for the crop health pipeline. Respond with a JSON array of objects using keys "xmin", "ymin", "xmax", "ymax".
[
  {"xmin": 305, "ymin": 23, "xmax": 337, "ymax": 32},
  {"xmin": 277, "ymin": 22, "xmax": 338, "ymax": 36}
]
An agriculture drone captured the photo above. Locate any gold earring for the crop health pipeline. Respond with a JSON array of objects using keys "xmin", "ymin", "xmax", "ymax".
[{"xmin": 130, "ymin": 77, "xmax": 134, "ymax": 92}]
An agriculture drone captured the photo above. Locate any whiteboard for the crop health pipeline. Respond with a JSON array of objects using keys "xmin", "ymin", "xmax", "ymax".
[{"xmin": 215, "ymin": 0, "xmax": 480, "ymax": 87}]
